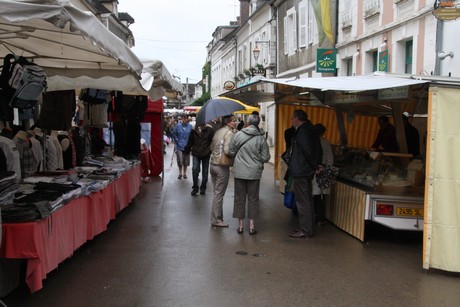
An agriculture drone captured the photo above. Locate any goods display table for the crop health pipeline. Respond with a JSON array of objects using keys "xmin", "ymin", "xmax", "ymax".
[{"xmin": 0, "ymin": 165, "xmax": 141, "ymax": 293}]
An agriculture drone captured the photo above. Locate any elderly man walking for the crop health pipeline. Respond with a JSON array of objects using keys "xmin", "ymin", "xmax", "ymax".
[
  {"xmin": 227, "ymin": 114, "xmax": 270, "ymax": 235},
  {"xmin": 288, "ymin": 109, "xmax": 322, "ymax": 238}
]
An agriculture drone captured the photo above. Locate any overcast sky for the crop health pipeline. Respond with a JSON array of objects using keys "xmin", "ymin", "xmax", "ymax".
[{"xmin": 118, "ymin": 0, "xmax": 239, "ymax": 84}]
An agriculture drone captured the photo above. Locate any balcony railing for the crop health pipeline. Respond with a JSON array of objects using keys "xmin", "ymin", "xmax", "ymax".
[
  {"xmin": 341, "ymin": 10, "xmax": 352, "ymax": 28},
  {"xmin": 364, "ymin": 0, "xmax": 380, "ymax": 18}
]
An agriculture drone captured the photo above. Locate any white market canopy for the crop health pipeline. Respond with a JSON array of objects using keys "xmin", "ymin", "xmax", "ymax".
[
  {"xmin": 0, "ymin": 0, "xmax": 143, "ymax": 88},
  {"xmin": 264, "ymin": 73, "xmax": 431, "ymax": 92},
  {"xmin": 0, "ymin": 0, "xmax": 183, "ymax": 98}
]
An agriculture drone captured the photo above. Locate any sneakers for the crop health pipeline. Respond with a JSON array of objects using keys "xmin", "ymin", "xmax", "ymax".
[
  {"xmin": 191, "ymin": 188, "xmax": 199, "ymax": 196},
  {"xmin": 212, "ymin": 220, "xmax": 229, "ymax": 227}
]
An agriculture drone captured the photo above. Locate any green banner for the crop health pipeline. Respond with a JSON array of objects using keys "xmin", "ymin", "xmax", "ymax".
[
  {"xmin": 317, "ymin": 48, "xmax": 337, "ymax": 73},
  {"xmin": 378, "ymin": 50, "xmax": 389, "ymax": 72}
]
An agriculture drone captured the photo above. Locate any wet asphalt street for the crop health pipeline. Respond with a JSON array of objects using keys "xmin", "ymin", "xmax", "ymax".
[{"xmin": 2, "ymin": 144, "xmax": 460, "ymax": 306}]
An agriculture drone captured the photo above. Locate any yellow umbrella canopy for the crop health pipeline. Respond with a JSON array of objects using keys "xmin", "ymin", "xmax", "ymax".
[{"xmin": 234, "ymin": 102, "xmax": 260, "ymax": 115}]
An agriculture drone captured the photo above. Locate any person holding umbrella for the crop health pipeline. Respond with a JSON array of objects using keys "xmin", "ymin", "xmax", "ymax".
[
  {"xmin": 172, "ymin": 116, "xmax": 192, "ymax": 179},
  {"xmin": 209, "ymin": 115, "xmax": 237, "ymax": 227}
]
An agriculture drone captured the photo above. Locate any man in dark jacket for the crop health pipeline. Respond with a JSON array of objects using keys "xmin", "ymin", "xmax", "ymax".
[
  {"xmin": 288, "ymin": 109, "xmax": 323, "ymax": 238},
  {"xmin": 185, "ymin": 123, "xmax": 215, "ymax": 195}
]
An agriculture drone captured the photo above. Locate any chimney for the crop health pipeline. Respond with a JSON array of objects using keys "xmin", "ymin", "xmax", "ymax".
[{"xmin": 239, "ymin": 0, "xmax": 250, "ymax": 26}]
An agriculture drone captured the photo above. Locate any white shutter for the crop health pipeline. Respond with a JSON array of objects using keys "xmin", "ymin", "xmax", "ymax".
[
  {"xmin": 284, "ymin": 16, "xmax": 288, "ymax": 55},
  {"xmin": 310, "ymin": 0, "xmax": 318, "ymax": 44},
  {"xmin": 292, "ymin": 11, "xmax": 297, "ymax": 54},
  {"xmin": 299, "ymin": 1, "xmax": 307, "ymax": 48}
]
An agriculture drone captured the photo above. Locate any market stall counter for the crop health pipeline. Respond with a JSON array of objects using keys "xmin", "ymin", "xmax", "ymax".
[
  {"xmin": 328, "ymin": 147, "xmax": 424, "ymax": 241},
  {"xmin": 0, "ymin": 162, "xmax": 141, "ymax": 294}
]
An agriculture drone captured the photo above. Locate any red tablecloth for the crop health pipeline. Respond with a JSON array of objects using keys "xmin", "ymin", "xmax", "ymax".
[{"xmin": 0, "ymin": 164, "xmax": 141, "ymax": 293}]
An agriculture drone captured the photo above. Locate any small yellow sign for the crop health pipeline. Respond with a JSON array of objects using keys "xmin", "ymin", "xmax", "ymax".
[
  {"xmin": 433, "ymin": 7, "xmax": 460, "ymax": 20},
  {"xmin": 223, "ymin": 80, "xmax": 235, "ymax": 91}
]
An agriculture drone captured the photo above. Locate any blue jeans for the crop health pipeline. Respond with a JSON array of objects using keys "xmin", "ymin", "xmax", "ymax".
[{"xmin": 192, "ymin": 155, "xmax": 210, "ymax": 190}]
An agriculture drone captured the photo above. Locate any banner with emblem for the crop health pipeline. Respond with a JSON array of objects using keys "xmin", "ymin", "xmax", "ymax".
[
  {"xmin": 317, "ymin": 48, "xmax": 337, "ymax": 73},
  {"xmin": 379, "ymin": 50, "xmax": 389, "ymax": 72}
]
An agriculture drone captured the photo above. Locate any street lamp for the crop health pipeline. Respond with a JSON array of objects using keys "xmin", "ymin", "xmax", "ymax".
[
  {"xmin": 253, "ymin": 46, "xmax": 261, "ymax": 60},
  {"xmin": 253, "ymin": 40, "xmax": 270, "ymax": 61}
]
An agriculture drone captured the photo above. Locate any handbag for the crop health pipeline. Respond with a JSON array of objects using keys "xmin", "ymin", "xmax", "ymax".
[
  {"xmin": 219, "ymin": 134, "xmax": 234, "ymax": 166},
  {"xmin": 283, "ymin": 191, "xmax": 296, "ymax": 209},
  {"xmin": 219, "ymin": 151, "xmax": 234, "ymax": 166},
  {"xmin": 316, "ymin": 165, "xmax": 339, "ymax": 189},
  {"xmin": 281, "ymin": 147, "xmax": 292, "ymax": 164}
]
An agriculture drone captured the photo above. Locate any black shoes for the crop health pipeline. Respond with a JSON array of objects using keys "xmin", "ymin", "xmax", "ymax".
[
  {"xmin": 191, "ymin": 188, "xmax": 205, "ymax": 196},
  {"xmin": 191, "ymin": 188, "xmax": 198, "ymax": 196},
  {"xmin": 249, "ymin": 228, "xmax": 258, "ymax": 235},
  {"xmin": 237, "ymin": 227, "xmax": 244, "ymax": 234}
]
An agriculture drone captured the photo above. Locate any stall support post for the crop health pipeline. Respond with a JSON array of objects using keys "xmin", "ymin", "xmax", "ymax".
[{"xmin": 335, "ymin": 107, "xmax": 348, "ymax": 146}]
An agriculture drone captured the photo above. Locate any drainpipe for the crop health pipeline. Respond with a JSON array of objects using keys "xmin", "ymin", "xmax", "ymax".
[
  {"xmin": 434, "ymin": 20, "xmax": 443, "ymax": 76},
  {"xmin": 334, "ymin": 0, "xmax": 339, "ymax": 77},
  {"xmin": 234, "ymin": 38, "xmax": 238, "ymax": 82}
]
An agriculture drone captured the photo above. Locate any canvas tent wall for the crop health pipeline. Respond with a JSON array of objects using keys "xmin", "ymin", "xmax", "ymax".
[
  {"xmin": 424, "ymin": 86, "xmax": 460, "ymax": 272},
  {"xmin": 141, "ymin": 98, "xmax": 164, "ymax": 177}
]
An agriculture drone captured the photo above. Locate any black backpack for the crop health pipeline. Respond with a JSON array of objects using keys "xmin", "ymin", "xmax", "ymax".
[{"xmin": 0, "ymin": 54, "xmax": 47, "ymax": 109}]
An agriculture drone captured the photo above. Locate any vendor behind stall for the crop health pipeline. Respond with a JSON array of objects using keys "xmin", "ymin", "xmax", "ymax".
[
  {"xmin": 402, "ymin": 113, "xmax": 420, "ymax": 157},
  {"xmin": 372, "ymin": 115, "xmax": 399, "ymax": 152}
]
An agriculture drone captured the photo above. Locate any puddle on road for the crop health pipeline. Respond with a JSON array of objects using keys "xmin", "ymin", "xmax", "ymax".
[{"xmin": 235, "ymin": 251, "xmax": 266, "ymax": 257}]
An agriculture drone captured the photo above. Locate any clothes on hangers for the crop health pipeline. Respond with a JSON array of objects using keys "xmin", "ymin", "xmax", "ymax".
[{"xmin": 0, "ymin": 135, "xmax": 21, "ymax": 182}]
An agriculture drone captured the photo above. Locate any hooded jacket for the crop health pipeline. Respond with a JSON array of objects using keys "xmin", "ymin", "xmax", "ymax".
[
  {"xmin": 289, "ymin": 120, "xmax": 322, "ymax": 180},
  {"xmin": 227, "ymin": 125, "xmax": 270, "ymax": 180}
]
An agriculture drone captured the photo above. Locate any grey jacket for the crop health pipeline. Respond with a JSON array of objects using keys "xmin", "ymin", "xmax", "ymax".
[{"xmin": 227, "ymin": 125, "xmax": 270, "ymax": 180}]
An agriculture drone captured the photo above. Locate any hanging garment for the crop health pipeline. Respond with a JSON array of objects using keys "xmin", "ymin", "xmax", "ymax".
[
  {"xmin": 28, "ymin": 135, "xmax": 43, "ymax": 172},
  {"xmin": 13, "ymin": 136, "xmax": 34, "ymax": 178},
  {"xmin": 0, "ymin": 147, "xmax": 7, "ymax": 172},
  {"xmin": 82, "ymin": 102, "xmax": 108, "ymax": 127},
  {"xmin": 58, "ymin": 133, "xmax": 75, "ymax": 170},
  {"xmin": 0, "ymin": 135, "xmax": 21, "ymax": 182},
  {"xmin": 71, "ymin": 128, "xmax": 84, "ymax": 166},
  {"xmin": 35, "ymin": 134, "xmax": 58, "ymax": 171},
  {"xmin": 39, "ymin": 90, "xmax": 76, "ymax": 131},
  {"xmin": 49, "ymin": 132, "xmax": 63, "ymax": 169}
]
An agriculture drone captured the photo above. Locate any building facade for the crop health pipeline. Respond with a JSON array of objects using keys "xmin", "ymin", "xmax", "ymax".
[{"xmin": 335, "ymin": 0, "xmax": 437, "ymax": 77}]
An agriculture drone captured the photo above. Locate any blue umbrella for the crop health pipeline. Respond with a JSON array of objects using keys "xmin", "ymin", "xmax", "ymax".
[{"xmin": 195, "ymin": 97, "xmax": 246, "ymax": 125}]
